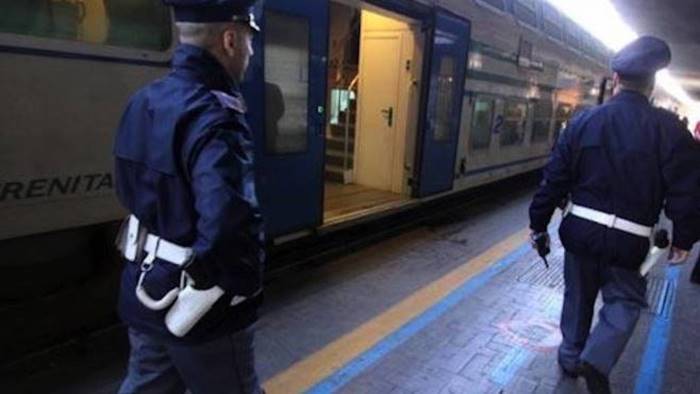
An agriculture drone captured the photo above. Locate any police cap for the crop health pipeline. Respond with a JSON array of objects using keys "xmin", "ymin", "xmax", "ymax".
[
  {"xmin": 163, "ymin": 0, "xmax": 260, "ymax": 31},
  {"xmin": 611, "ymin": 36, "xmax": 671, "ymax": 79}
]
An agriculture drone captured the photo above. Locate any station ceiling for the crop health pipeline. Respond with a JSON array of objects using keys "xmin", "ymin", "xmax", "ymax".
[{"xmin": 611, "ymin": 0, "xmax": 700, "ymax": 101}]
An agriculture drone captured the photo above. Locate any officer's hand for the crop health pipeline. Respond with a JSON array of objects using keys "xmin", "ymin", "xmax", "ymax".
[
  {"xmin": 185, "ymin": 261, "xmax": 215, "ymax": 289},
  {"xmin": 668, "ymin": 247, "xmax": 689, "ymax": 264},
  {"xmin": 530, "ymin": 231, "xmax": 550, "ymax": 253},
  {"xmin": 529, "ymin": 231, "xmax": 549, "ymax": 244}
]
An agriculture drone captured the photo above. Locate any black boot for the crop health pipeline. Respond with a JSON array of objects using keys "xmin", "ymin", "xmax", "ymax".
[
  {"xmin": 579, "ymin": 362, "xmax": 611, "ymax": 394},
  {"xmin": 691, "ymin": 262, "xmax": 700, "ymax": 284},
  {"xmin": 558, "ymin": 361, "xmax": 579, "ymax": 379}
]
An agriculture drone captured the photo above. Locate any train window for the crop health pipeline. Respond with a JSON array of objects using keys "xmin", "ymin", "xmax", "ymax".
[
  {"xmin": 264, "ymin": 11, "xmax": 310, "ymax": 154},
  {"xmin": 0, "ymin": 1, "xmax": 171, "ymax": 51},
  {"xmin": 477, "ymin": 0, "xmax": 507, "ymax": 12},
  {"xmin": 553, "ymin": 103, "xmax": 573, "ymax": 141},
  {"xmin": 531, "ymin": 100, "xmax": 553, "ymax": 143},
  {"xmin": 542, "ymin": 3, "xmax": 563, "ymax": 40},
  {"xmin": 513, "ymin": 0, "xmax": 538, "ymax": 28},
  {"xmin": 500, "ymin": 100, "xmax": 528, "ymax": 147},
  {"xmin": 581, "ymin": 35, "xmax": 595, "ymax": 57},
  {"xmin": 433, "ymin": 56, "xmax": 456, "ymax": 142},
  {"xmin": 470, "ymin": 97, "xmax": 495, "ymax": 150},
  {"xmin": 564, "ymin": 21, "xmax": 580, "ymax": 50}
]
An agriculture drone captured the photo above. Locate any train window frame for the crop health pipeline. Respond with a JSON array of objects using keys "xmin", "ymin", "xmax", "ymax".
[
  {"xmin": 563, "ymin": 20, "xmax": 581, "ymax": 51},
  {"xmin": 263, "ymin": 10, "xmax": 312, "ymax": 156},
  {"xmin": 530, "ymin": 98, "xmax": 554, "ymax": 144},
  {"xmin": 513, "ymin": 0, "xmax": 538, "ymax": 29},
  {"xmin": 581, "ymin": 34, "xmax": 596, "ymax": 59},
  {"xmin": 0, "ymin": 5, "xmax": 174, "ymax": 64},
  {"xmin": 469, "ymin": 95, "xmax": 497, "ymax": 152},
  {"xmin": 541, "ymin": 2, "xmax": 563, "ymax": 42},
  {"xmin": 499, "ymin": 98, "xmax": 529, "ymax": 148},
  {"xmin": 553, "ymin": 102, "xmax": 574, "ymax": 142},
  {"xmin": 474, "ymin": 0, "xmax": 509, "ymax": 16}
]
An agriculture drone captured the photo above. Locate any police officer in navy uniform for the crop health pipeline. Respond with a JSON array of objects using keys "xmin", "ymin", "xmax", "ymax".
[
  {"xmin": 113, "ymin": 1, "xmax": 265, "ymax": 393},
  {"xmin": 529, "ymin": 36, "xmax": 700, "ymax": 394}
]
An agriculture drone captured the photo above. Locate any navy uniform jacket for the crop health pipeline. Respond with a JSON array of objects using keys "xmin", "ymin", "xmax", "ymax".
[
  {"xmin": 530, "ymin": 90, "xmax": 700, "ymax": 270},
  {"xmin": 113, "ymin": 44, "xmax": 265, "ymax": 342}
]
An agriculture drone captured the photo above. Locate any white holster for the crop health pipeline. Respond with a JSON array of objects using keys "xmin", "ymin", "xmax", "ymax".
[{"xmin": 165, "ymin": 283, "xmax": 225, "ymax": 337}]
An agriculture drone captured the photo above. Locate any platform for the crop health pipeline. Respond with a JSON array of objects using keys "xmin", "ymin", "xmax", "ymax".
[{"xmin": 3, "ymin": 188, "xmax": 699, "ymax": 394}]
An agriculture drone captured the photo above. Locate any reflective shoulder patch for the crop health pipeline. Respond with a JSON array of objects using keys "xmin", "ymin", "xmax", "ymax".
[{"xmin": 211, "ymin": 90, "xmax": 247, "ymax": 114}]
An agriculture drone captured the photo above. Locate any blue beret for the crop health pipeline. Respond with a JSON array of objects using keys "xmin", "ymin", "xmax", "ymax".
[
  {"xmin": 163, "ymin": 0, "xmax": 260, "ymax": 31},
  {"xmin": 611, "ymin": 36, "xmax": 671, "ymax": 79}
]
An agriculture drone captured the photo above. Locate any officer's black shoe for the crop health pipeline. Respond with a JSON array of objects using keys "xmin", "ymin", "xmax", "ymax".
[
  {"xmin": 579, "ymin": 362, "xmax": 611, "ymax": 394},
  {"xmin": 690, "ymin": 271, "xmax": 700, "ymax": 285},
  {"xmin": 558, "ymin": 363, "xmax": 579, "ymax": 379}
]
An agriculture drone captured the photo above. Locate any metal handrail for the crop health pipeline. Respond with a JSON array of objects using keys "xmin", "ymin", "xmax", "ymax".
[{"xmin": 343, "ymin": 75, "xmax": 360, "ymax": 176}]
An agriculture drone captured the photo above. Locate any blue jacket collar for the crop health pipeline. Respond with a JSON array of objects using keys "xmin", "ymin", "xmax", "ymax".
[
  {"xmin": 172, "ymin": 44, "xmax": 237, "ymax": 92},
  {"xmin": 611, "ymin": 89, "xmax": 650, "ymax": 105}
]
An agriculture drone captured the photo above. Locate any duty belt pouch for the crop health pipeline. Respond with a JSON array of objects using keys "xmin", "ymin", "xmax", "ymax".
[{"xmin": 116, "ymin": 215, "xmax": 146, "ymax": 262}]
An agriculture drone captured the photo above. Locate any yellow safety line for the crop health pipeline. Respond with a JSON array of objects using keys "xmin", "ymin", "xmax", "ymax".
[{"xmin": 263, "ymin": 227, "xmax": 530, "ymax": 394}]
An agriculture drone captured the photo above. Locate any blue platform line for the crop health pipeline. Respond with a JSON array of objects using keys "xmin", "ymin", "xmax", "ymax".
[
  {"xmin": 305, "ymin": 242, "xmax": 532, "ymax": 394},
  {"xmin": 633, "ymin": 265, "xmax": 681, "ymax": 394},
  {"xmin": 490, "ymin": 347, "xmax": 533, "ymax": 386}
]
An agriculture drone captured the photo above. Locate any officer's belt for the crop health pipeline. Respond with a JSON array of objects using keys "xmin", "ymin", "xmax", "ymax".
[
  {"xmin": 117, "ymin": 215, "xmax": 193, "ymax": 266},
  {"xmin": 116, "ymin": 215, "xmax": 259, "ymax": 315},
  {"xmin": 567, "ymin": 204, "xmax": 652, "ymax": 238}
]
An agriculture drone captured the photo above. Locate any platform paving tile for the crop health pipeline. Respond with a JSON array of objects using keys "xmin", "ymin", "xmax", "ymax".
[
  {"xmin": 336, "ymin": 238, "xmax": 606, "ymax": 394},
  {"xmin": 333, "ymin": 231, "xmax": 700, "ymax": 394}
]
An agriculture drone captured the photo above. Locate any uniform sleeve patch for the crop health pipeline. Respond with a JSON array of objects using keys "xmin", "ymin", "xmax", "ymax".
[{"xmin": 211, "ymin": 90, "xmax": 247, "ymax": 114}]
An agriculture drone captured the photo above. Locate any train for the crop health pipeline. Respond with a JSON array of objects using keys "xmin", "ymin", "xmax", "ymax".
[{"xmin": 0, "ymin": 0, "xmax": 687, "ymax": 360}]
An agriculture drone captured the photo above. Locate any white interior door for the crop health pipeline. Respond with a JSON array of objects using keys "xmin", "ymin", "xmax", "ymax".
[{"xmin": 355, "ymin": 33, "xmax": 401, "ymax": 191}]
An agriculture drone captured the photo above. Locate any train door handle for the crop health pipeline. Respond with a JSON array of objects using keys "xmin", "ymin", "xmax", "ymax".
[{"xmin": 381, "ymin": 107, "xmax": 394, "ymax": 127}]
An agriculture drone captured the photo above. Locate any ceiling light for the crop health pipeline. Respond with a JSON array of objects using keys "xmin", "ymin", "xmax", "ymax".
[{"xmin": 546, "ymin": 0, "xmax": 699, "ymax": 124}]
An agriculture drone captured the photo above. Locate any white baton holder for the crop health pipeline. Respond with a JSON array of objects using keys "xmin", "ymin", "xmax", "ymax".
[
  {"xmin": 165, "ymin": 278, "xmax": 226, "ymax": 337},
  {"xmin": 165, "ymin": 280, "xmax": 262, "ymax": 337}
]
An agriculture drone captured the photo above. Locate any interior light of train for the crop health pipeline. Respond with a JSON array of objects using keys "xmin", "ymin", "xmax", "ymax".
[{"xmin": 468, "ymin": 53, "xmax": 483, "ymax": 70}]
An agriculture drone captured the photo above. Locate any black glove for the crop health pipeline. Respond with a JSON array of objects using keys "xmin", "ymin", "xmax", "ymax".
[
  {"xmin": 530, "ymin": 232, "xmax": 550, "ymax": 268},
  {"xmin": 184, "ymin": 260, "xmax": 216, "ymax": 290}
]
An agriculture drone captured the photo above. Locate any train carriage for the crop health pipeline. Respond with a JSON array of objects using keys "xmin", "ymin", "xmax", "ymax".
[{"xmin": 0, "ymin": 0, "xmax": 617, "ymax": 244}]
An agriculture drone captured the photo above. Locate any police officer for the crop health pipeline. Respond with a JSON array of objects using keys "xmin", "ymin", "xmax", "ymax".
[
  {"xmin": 113, "ymin": 1, "xmax": 265, "ymax": 393},
  {"xmin": 529, "ymin": 36, "xmax": 700, "ymax": 394}
]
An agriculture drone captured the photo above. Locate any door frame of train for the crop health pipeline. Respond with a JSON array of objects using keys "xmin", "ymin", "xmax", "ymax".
[
  {"xmin": 414, "ymin": 9, "xmax": 471, "ymax": 197},
  {"xmin": 244, "ymin": 0, "xmax": 329, "ymax": 237},
  {"xmin": 364, "ymin": 0, "xmax": 432, "ymax": 21}
]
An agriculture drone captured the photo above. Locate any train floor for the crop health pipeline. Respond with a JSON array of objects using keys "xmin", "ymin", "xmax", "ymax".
[
  {"xmin": 324, "ymin": 182, "xmax": 411, "ymax": 225},
  {"xmin": 3, "ymin": 187, "xmax": 700, "ymax": 394}
]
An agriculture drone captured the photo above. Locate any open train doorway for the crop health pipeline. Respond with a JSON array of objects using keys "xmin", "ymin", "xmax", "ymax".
[{"xmin": 323, "ymin": 2, "xmax": 424, "ymax": 225}]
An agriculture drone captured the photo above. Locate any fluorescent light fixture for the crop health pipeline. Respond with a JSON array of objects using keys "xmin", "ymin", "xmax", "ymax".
[{"xmin": 546, "ymin": 0, "xmax": 699, "ymax": 122}]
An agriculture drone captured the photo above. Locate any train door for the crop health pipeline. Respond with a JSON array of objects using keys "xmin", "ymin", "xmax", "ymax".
[
  {"xmin": 415, "ymin": 11, "xmax": 470, "ymax": 197},
  {"xmin": 323, "ymin": 3, "xmax": 424, "ymax": 225},
  {"xmin": 246, "ymin": 0, "xmax": 329, "ymax": 237}
]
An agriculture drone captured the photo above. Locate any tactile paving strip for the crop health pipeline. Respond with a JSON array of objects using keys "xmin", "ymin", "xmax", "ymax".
[
  {"xmin": 516, "ymin": 251, "xmax": 671, "ymax": 317},
  {"xmin": 646, "ymin": 276, "xmax": 673, "ymax": 317},
  {"xmin": 516, "ymin": 250, "xmax": 566, "ymax": 291}
]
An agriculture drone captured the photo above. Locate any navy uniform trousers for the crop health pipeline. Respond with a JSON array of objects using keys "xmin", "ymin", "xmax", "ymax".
[
  {"xmin": 559, "ymin": 252, "xmax": 647, "ymax": 376},
  {"xmin": 118, "ymin": 327, "xmax": 262, "ymax": 394}
]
